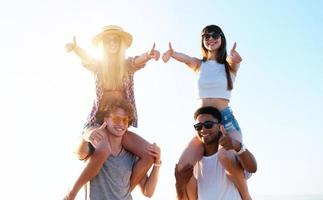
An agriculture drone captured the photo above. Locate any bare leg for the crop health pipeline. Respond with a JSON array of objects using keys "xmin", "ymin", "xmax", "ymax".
[
  {"xmin": 218, "ymin": 148, "xmax": 251, "ymax": 200},
  {"xmin": 122, "ymin": 131, "xmax": 154, "ymax": 191},
  {"xmin": 177, "ymin": 136, "xmax": 204, "ymax": 171},
  {"xmin": 67, "ymin": 137, "xmax": 111, "ymax": 200}
]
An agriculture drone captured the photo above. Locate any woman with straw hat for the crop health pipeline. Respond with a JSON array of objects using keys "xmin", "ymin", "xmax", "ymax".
[{"xmin": 65, "ymin": 25, "xmax": 160, "ymax": 200}]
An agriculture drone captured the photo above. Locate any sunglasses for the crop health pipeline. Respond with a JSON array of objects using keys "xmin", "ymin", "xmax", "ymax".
[
  {"xmin": 194, "ymin": 121, "xmax": 219, "ymax": 131},
  {"xmin": 103, "ymin": 36, "xmax": 121, "ymax": 44},
  {"xmin": 202, "ymin": 32, "xmax": 222, "ymax": 40},
  {"xmin": 111, "ymin": 115, "xmax": 129, "ymax": 126}
]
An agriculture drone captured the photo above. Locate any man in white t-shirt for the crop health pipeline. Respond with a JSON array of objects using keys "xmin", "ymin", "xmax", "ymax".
[{"xmin": 175, "ymin": 106, "xmax": 257, "ymax": 200}]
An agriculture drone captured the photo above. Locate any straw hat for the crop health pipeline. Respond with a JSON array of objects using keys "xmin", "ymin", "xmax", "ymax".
[{"xmin": 92, "ymin": 25, "xmax": 133, "ymax": 48}]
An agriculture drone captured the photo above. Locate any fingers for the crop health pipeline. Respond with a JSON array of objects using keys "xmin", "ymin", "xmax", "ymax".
[
  {"xmin": 73, "ymin": 35, "xmax": 76, "ymax": 45},
  {"xmin": 169, "ymin": 42, "xmax": 173, "ymax": 50},
  {"xmin": 98, "ymin": 121, "xmax": 107, "ymax": 130},
  {"xmin": 154, "ymin": 51, "xmax": 160, "ymax": 61},
  {"xmin": 231, "ymin": 42, "xmax": 237, "ymax": 53},
  {"xmin": 162, "ymin": 53, "xmax": 170, "ymax": 63},
  {"xmin": 151, "ymin": 42, "xmax": 156, "ymax": 51},
  {"xmin": 147, "ymin": 143, "xmax": 160, "ymax": 158},
  {"xmin": 220, "ymin": 125, "xmax": 228, "ymax": 137}
]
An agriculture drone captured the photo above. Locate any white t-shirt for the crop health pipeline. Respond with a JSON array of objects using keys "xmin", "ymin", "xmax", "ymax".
[{"xmin": 194, "ymin": 153, "xmax": 242, "ymax": 200}]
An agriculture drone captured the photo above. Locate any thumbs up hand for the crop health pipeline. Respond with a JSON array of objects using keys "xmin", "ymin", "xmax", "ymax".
[
  {"xmin": 146, "ymin": 43, "xmax": 160, "ymax": 61},
  {"xmin": 228, "ymin": 42, "xmax": 242, "ymax": 64},
  {"xmin": 83, "ymin": 122, "xmax": 108, "ymax": 148},
  {"xmin": 65, "ymin": 35, "xmax": 78, "ymax": 52},
  {"xmin": 218, "ymin": 125, "xmax": 241, "ymax": 152}
]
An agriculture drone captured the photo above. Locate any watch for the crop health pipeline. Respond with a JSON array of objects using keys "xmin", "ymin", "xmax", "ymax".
[{"xmin": 237, "ymin": 143, "xmax": 246, "ymax": 155}]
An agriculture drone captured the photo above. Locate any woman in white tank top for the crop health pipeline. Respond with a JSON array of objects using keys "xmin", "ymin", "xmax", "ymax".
[{"xmin": 162, "ymin": 25, "xmax": 253, "ymax": 200}]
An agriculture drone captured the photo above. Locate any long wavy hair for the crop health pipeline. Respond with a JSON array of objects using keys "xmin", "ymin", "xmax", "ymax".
[
  {"xmin": 99, "ymin": 37, "xmax": 128, "ymax": 90},
  {"xmin": 201, "ymin": 25, "xmax": 233, "ymax": 90}
]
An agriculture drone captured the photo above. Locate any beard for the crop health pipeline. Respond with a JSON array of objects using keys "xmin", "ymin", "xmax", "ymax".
[{"xmin": 201, "ymin": 129, "xmax": 222, "ymax": 145}]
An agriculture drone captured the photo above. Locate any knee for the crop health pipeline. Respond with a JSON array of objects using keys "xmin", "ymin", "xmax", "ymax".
[
  {"xmin": 218, "ymin": 148, "xmax": 236, "ymax": 169},
  {"xmin": 93, "ymin": 141, "xmax": 110, "ymax": 160}
]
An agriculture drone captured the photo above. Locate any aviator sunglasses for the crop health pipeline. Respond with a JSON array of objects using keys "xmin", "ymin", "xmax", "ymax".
[
  {"xmin": 202, "ymin": 32, "xmax": 222, "ymax": 40},
  {"xmin": 194, "ymin": 121, "xmax": 219, "ymax": 131},
  {"xmin": 111, "ymin": 115, "xmax": 129, "ymax": 126}
]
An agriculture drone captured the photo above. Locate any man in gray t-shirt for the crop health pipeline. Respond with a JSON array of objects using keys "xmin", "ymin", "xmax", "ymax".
[{"xmin": 64, "ymin": 98, "xmax": 161, "ymax": 200}]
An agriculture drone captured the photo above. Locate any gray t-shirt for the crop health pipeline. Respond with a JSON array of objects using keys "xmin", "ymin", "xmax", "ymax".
[{"xmin": 87, "ymin": 149, "xmax": 137, "ymax": 200}]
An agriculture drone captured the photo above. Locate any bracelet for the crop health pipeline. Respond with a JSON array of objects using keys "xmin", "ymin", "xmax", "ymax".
[
  {"xmin": 154, "ymin": 160, "xmax": 162, "ymax": 167},
  {"xmin": 237, "ymin": 143, "xmax": 246, "ymax": 155}
]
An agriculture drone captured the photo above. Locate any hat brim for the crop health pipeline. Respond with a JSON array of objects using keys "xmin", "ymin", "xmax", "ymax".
[{"xmin": 92, "ymin": 30, "xmax": 133, "ymax": 48}]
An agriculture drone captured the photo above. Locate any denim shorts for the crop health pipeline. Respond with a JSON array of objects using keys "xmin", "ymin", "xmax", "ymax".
[{"xmin": 220, "ymin": 107, "xmax": 242, "ymax": 142}]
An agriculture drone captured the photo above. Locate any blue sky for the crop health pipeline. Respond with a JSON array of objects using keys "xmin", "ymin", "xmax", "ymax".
[{"xmin": 0, "ymin": 0, "xmax": 322, "ymax": 199}]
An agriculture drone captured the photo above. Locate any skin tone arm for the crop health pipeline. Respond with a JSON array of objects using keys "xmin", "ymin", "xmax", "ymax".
[
  {"xmin": 65, "ymin": 36, "xmax": 97, "ymax": 71},
  {"xmin": 219, "ymin": 126, "xmax": 257, "ymax": 173},
  {"xmin": 75, "ymin": 126, "xmax": 155, "ymax": 191},
  {"xmin": 132, "ymin": 43, "xmax": 160, "ymax": 69},
  {"xmin": 162, "ymin": 42, "xmax": 201, "ymax": 71},
  {"xmin": 226, "ymin": 42, "xmax": 242, "ymax": 74},
  {"xmin": 64, "ymin": 122, "xmax": 111, "ymax": 200},
  {"xmin": 174, "ymin": 164, "xmax": 197, "ymax": 200},
  {"xmin": 138, "ymin": 143, "xmax": 161, "ymax": 197}
]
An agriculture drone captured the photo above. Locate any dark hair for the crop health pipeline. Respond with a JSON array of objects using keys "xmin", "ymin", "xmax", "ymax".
[
  {"xmin": 194, "ymin": 106, "xmax": 222, "ymax": 122},
  {"xmin": 201, "ymin": 25, "xmax": 233, "ymax": 90}
]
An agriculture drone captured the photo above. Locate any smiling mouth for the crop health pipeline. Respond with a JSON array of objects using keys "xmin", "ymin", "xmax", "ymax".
[
  {"xmin": 114, "ymin": 126, "xmax": 126, "ymax": 132},
  {"xmin": 199, "ymin": 132, "xmax": 209, "ymax": 137}
]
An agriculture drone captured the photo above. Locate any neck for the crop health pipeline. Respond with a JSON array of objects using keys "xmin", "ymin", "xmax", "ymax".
[
  {"xmin": 207, "ymin": 51, "xmax": 217, "ymax": 60},
  {"xmin": 107, "ymin": 134, "xmax": 123, "ymax": 155},
  {"xmin": 204, "ymin": 142, "xmax": 219, "ymax": 156}
]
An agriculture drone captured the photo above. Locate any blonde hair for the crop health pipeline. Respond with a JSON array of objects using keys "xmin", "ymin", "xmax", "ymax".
[{"xmin": 100, "ymin": 39, "xmax": 128, "ymax": 90}]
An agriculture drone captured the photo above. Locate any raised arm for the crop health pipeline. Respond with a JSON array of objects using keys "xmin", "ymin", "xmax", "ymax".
[
  {"xmin": 162, "ymin": 42, "xmax": 200, "ymax": 71},
  {"xmin": 65, "ymin": 36, "xmax": 97, "ymax": 72},
  {"xmin": 131, "ymin": 43, "xmax": 160, "ymax": 71},
  {"xmin": 139, "ymin": 143, "xmax": 161, "ymax": 198},
  {"xmin": 226, "ymin": 42, "xmax": 242, "ymax": 74}
]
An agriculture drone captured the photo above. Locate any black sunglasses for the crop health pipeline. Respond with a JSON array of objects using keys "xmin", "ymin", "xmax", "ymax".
[
  {"xmin": 194, "ymin": 121, "xmax": 219, "ymax": 131},
  {"xmin": 202, "ymin": 32, "xmax": 222, "ymax": 40}
]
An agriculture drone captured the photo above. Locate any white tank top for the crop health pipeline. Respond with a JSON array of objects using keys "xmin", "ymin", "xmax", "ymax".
[
  {"xmin": 197, "ymin": 60, "xmax": 235, "ymax": 100},
  {"xmin": 194, "ymin": 153, "xmax": 242, "ymax": 200}
]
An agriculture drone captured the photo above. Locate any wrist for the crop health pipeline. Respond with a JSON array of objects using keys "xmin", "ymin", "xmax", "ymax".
[
  {"xmin": 236, "ymin": 143, "xmax": 246, "ymax": 155},
  {"xmin": 145, "ymin": 52, "xmax": 150, "ymax": 60},
  {"xmin": 154, "ymin": 160, "xmax": 162, "ymax": 167}
]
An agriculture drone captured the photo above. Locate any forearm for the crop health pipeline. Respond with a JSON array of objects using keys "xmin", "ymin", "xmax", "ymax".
[
  {"xmin": 142, "ymin": 166, "xmax": 160, "ymax": 197},
  {"xmin": 73, "ymin": 46, "xmax": 95, "ymax": 65},
  {"xmin": 132, "ymin": 53, "xmax": 150, "ymax": 68},
  {"xmin": 226, "ymin": 57, "xmax": 240, "ymax": 73},
  {"xmin": 238, "ymin": 150, "xmax": 257, "ymax": 173},
  {"xmin": 172, "ymin": 52, "xmax": 199, "ymax": 70}
]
